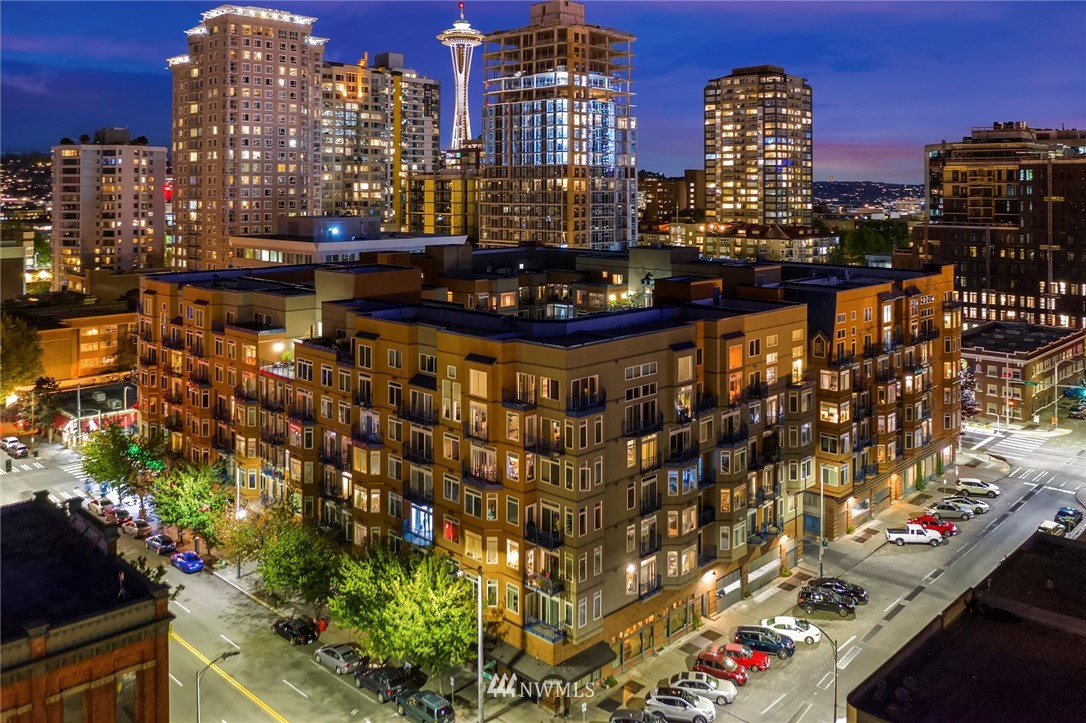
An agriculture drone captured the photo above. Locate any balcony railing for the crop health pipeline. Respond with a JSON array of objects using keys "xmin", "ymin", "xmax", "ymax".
[
  {"xmin": 162, "ymin": 336, "xmax": 184, "ymax": 350},
  {"xmin": 261, "ymin": 396, "xmax": 285, "ymax": 412},
  {"xmin": 745, "ymin": 381, "xmax": 769, "ymax": 399},
  {"xmin": 189, "ymin": 370, "xmax": 211, "ymax": 385},
  {"xmin": 318, "ymin": 447, "xmax": 347, "ymax": 469},
  {"xmin": 525, "ymin": 523, "xmax": 564, "ymax": 550},
  {"xmin": 397, "ymin": 403, "xmax": 437, "ymax": 427},
  {"xmin": 402, "ymin": 519, "xmax": 433, "ymax": 548},
  {"xmin": 164, "ymin": 390, "xmax": 183, "ymax": 405},
  {"xmin": 915, "ymin": 327, "xmax": 940, "ymax": 342},
  {"xmin": 138, "ymin": 354, "xmax": 156, "ymax": 367},
  {"xmin": 638, "ymin": 574, "xmax": 662, "ymax": 600},
  {"xmin": 234, "ymin": 385, "xmax": 258, "ymax": 403},
  {"xmin": 639, "ymin": 533, "xmax": 662, "ymax": 557},
  {"xmin": 352, "ymin": 428, "xmax": 382, "ymax": 446},
  {"xmin": 462, "ymin": 462, "xmax": 500, "ymax": 490},
  {"xmin": 698, "ymin": 506, "xmax": 716, "ymax": 528},
  {"xmin": 524, "ymin": 570, "xmax": 565, "ymax": 596},
  {"xmin": 403, "ymin": 482, "xmax": 434, "ymax": 505},
  {"xmin": 696, "ymin": 393, "xmax": 718, "ymax": 414},
  {"xmin": 749, "ymin": 449, "xmax": 782, "ymax": 470},
  {"xmin": 213, "ymin": 436, "xmax": 233, "ymax": 454},
  {"xmin": 665, "ymin": 443, "xmax": 700, "ymax": 466},
  {"xmin": 463, "ymin": 420, "xmax": 489, "ymax": 443},
  {"xmin": 717, "ymin": 425, "xmax": 749, "ymax": 447},
  {"xmin": 353, "ymin": 389, "xmax": 373, "ymax": 407},
  {"xmin": 524, "ymin": 614, "xmax": 566, "ymax": 643},
  {"xmin": 288, "ymin": 407, "xmax": 316, "ymax": 423},
  {"xmin": 213, "ymin": 408, "xmax": 231, "ymax": 423},
  {"xmin": 502, "ymin": 388, "xmax": 537, "ymax": 410},
  {"xmin": 567, "ymin": 391, "xmax": 606, "ymax": 417},
  {"xmin": 697, "ymin": 472, "xmax": 714, "ymax": 490},
  {"xmin": 188, "ymin": 344, "xmax": 207, "ymax": 358},
  {"xmin": 640, "ymin": 490, "xmax": 662, "ymax": 516},
  {"xmin": 320, "ymin": 483, "xmax": 349, "ymax": 504},
  {"xmin": 640, "ymin": 453, "xmax": 661, "ymax": 474},
  {"xmin": 260, "ymin": 429, "xmax": 285, "ymax": 446},
  {"xmin": 164, "ymin": 417, "xmax": 183, "ymax": 432},
  {"xmin": 402, "ymin": 443, "xmax": 434, "ymax": 466},
  {"xmin": 259, "ymin": 362, "xmax": 295, "ymax": 380},
  {"xmin": 525, "ymin": 434, "xmax": 564, "ymax": 457},
  {"xmin": 829, "ymin": 352, "xmax": 856, "ymax": 368},
  {"xmin": 623, "ymin": 413, "xmax": 664, "ymax": 437}
]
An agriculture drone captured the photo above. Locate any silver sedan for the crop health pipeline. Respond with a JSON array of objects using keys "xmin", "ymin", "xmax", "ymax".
[{"xmin": 314, "ymin": 643, "xmax": 366, "ymax": 675}]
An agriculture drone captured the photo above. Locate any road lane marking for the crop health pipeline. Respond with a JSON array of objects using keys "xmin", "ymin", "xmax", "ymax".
[
  {"xmin": 883, "ymin": 596, "xmax": 902, "ymax": 612},
  {"xmin": 837, "ymin": 646, "xmax": 862, "ymax": 669},
  {"xmin": 970, "ymin": 435, "xmax": 998, "ymax": 450},
  {"xmin": 762, "ymin": 693, "xmax": 787, "ymax": 715},
  {"xmin": 791, "ymin": 701, "xmax": 813, "ymax": 723},
  {"xmin": 817, "ymin": 671, "xmax": 833, "ymax": 689},
  {"xmin": 1034, "ymin": 470, "xmax": 1048, "ymax": 481},
  {"xmin": 172, "ymin": 632, "xmax": 287, "ymax": 722},
  {"xmin": 169, "ymin": 674, "xmax": 183, "ymax": 687},
  {"xmin": 220, "ymin": 634, "xmax": 240, "ymax": 650},
  {"xmin": 282, "ymin": 679, "xmax": 310, "ymax": 699},
  {"xmin": 842, "ymin": 635, "xmax": 856, "ymax": 649},
  {"xmin": 171, "ymin": 600, "xmax": 191, "ymax": 614}
]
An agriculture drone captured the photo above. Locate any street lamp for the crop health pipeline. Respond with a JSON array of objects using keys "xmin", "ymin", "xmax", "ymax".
[
  {"xmin": 810, "ymin": 624, "xmax": 839, "ymax": 722},
  {"xmin": 196, "ymin": 650, "xmax": 239, "ymax": 723},
  {"xmin": 457, "ymin": 566, "xmax": 485, "ymax": 723}
]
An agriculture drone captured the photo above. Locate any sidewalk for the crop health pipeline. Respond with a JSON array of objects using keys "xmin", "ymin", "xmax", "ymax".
[{"xmin": 963, "ymin": 420, "xmax": 1073, "ymax": 438}]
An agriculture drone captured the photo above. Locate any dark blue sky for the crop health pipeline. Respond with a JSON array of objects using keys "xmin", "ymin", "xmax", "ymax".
[{"xmin": 2, "ymin": 1, "xmax": 1084, "ymax": 183}]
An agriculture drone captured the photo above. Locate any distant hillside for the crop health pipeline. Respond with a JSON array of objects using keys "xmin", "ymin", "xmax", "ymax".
[{"xmin": 814, "ymin": 181, "xmax": 923, "ymax": 207}]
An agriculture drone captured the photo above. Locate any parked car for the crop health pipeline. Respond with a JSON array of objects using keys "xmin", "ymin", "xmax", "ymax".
[
  {"xmin": 6, "ymin": 442, "xmax": 28, "ymax": 458},
  {"xmin": 0, "ymin": 436, "xmax": 21, "ymax": 450},
  {"xmin": 886, "ymin": 523, "xmax": 944, "ymax": 547},
  {"xmin": 797, "ymin": 589, "xmax": 856, "ymax": 617},
  {"xmin": 1055, "ymin": 506, "xmax": 1083, "ymax": 530},
  {"xmin": 145, "ymin": 533, "xmax": 176, "ymax": 554},
  {"xmin": 667, "ymin": 672, "xmax": 737, "ymax": 705},
  {"xmin": 1068, "ymin": 403, "xmax": 1086, "ymax": 414},
  {"xmin": 760, "ymin": 616, "xmax": 822, "ymax": 646},
  {"xmin": 924, "ymin": 501, "xmax": 974, "ymax": 521},
  {"xmin": 806, "ymin": 577, "xmax": 868, "ymax": 605},
  {"xmin": 942, "ymin": 495, "xmax": 990, "ymax": 515},
  {"xmin": 1038, "ymin": 520, "xmax": 1066, "ymax": 537},
  {"xmin": 692, "ymin": 648, "xmax": 748, "ymax": 686},
  {"xmin": 120, "ymin": 517, "xmax": 153, "ymax": 538},
  {"xmin": 734, "ymin": 626, "xmax": 794, "ymax": 659},
  {"xmin": 1069, "ymin": 410, "xmax": 1086, "ymax": 420},
  {"xmin": 109, "ymin": 507, "xmax": 133, "ymax": 524},
  {"xmin": 1062, "ymin": 387, "xmax": 1086, "ymax": 400},
  {"xmin": 272, "ymin": 616, "xmax": 319, "ymax": 646},
  {"xmin": 955, "ymin": 478, "xmax": 1000, "ymax": 498},
  {"xmin": 396, "ymin": 690, "xmax": 455, "ymax": 722},
  {"xmin": 644, "ymin": 686, "xmax": 716, "ymax": 723},
  {"xmin": 314, "ymin": 643, "xmax": 367, "ymax": 675},
  {"xmin": 170, "ymin": 551, "xmax": 204, "ymax": 574},
  {"xmin": 86, "ymin": 497, "xmax": 115, "ymax": 519},
  {"xmin": 610, "ymin": 711, "xmax": 664, "ymax": 723},
  {"xmin": 355, "ymin": 665, "xmax": 410, "ymax": 702},
  {"xmin": 718, "ymin": 642, "xmax": 772, "ymax": 671}
]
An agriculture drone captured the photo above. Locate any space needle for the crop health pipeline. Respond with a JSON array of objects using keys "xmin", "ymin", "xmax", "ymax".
[{"xmin": 437, "ymin": 2, "xmax": 482, "ymax": 150}]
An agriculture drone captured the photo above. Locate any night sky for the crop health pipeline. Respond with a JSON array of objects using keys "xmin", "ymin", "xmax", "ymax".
[{"xmin": 2, "ymin": 1, "xmax": 1083, "ymax": 183}]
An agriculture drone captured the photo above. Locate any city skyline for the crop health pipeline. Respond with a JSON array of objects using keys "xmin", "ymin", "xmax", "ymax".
[{"xmin": 1, "ymin": 1, "xmax": 1082, "ymax": 184}]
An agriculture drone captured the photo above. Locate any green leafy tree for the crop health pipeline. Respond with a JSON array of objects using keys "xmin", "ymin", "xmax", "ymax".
[
  {"xmin": 214, "ymin": 504, "xmax": 275, "ymax": 576},
  {"xmin": 33, "ymin": 231, "xmax": 51, "ymax": 267},
  {"xmin": 0, "ymin": 313, "xmax": 44, "ymax": 398},
  {"xmin": 81, "ymin": 423, "xmax": 166, "ymax": 516},
  {"xmin": 20, "ymin": 376, "xmax": 59, "ymax": 440},
  {"xmin": 119, "ymin": 552, "xmax": 185, "ymax": 601},
  {"xmin": 152, "ymin": 463, "xmax": 231, "ymax": 547},
  {"xmin": 258, "ymin": 518, "xmax": 341, "ymax": 608},
  {"xmin": 329, "ymin": 545, "xmax": 407, "ymax": 656}
]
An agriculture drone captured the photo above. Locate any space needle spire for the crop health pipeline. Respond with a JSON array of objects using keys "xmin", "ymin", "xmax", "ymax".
[{"xmin": 437, "ymin": 2, "xmax": 482, "ymax": 149}]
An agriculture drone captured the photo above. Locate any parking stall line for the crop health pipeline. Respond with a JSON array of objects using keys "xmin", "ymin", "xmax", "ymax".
[
  {"xmin": 282, "ymin": 679, "xmax": 309, "ymax": 699},
  {"xmin": 762, "ymin": 693, "xmax": 787, "ymax": 715},
  {"xmin": 790, "ymin": 701, "xmax": 813, "ymax": 723},
  {"xmin": 883, "ymin": 596, "xmax": 902, "ymax": 612},
  {"xmin": 817, "ymin": 671, "xmax": 833, "ymax": 690}
]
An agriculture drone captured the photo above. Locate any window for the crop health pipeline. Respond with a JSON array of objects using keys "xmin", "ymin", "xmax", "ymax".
[
  {"xmin": 419, "ymin": 353, "xmax": 436, "ymax": 374},
  {"xmin": 358, "ymin": 344, "xmax": 372, "ymax": 368},
  {"xmin": 506, "ymin": 412, "xmax": 520, "ymax": 441},
  {"xmin": 540, "ymin": 377, "xmax": 559, "ymax": 400},
  {"xmin": 507, "ymin": 540, "xmax": 519, "ymax": 568},
  {"xmin": 388, "ymin": 493, "xmax": 402, "ymax": 519},
  {"xmin": 465, "ymin": 488, "xmax": 481, "ymax": 517},
  {"xmin": 443, "ymin": 435, "xmax": 460, "ymax": 462},
  {"xmin": 443, "ymin": 516, "xmax": 460, "ymax": 543},
  {"xmin": 486, "ymin": 537, "xmax": 498, "ymax": 564},
  {"xmin": 506, "ymin": 496, "xmax": 520, "ymax": 526},
  {"xmin": 465, "ymin": 532, "xmax": 482, "ymax": 560},
  {"xmin": 592, "ymin": 591, "xmax": 602, "ymax": 620},
  {"xmin": 578, "ymin": 598, "xmax": 588, "ymax": 628},
  {"xmin": 486, "ymin": 579, "xmax": 498, "ymax": 607},
  {"xmin": 593, "ymin": 545, "xmax": 602, "ymax": 575},
  {"xmin": 444, "ymin": 474, "xmax": 460, "ymax": 504},
  {"xmin": 469, "ymin": 368, "xmax": 488, "ymax": 397},
  {"xmin": 626, "ymin": 566, "xmax": 637, "ymax": 595},
  {"xmin": 506, "ymin": 583, "xmax": 520, "ymax": 614},
  {"xmin": 748, "ymin": 339, "xmax": 760, "ymax": 357},
  {"xmin": 388, "ymin": 348, "xmax": 402, "ymax": 369}
]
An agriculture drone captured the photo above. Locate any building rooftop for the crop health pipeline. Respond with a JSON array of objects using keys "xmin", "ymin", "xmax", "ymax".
[
  {"xmin": 848, "ymin": 533, "xmax": 1086, "ymax": 723},
  {"xmin": 961, "ymin": 321, "xmax": 1083, "ymax": 357},
  {"xmin": 0, "ymin": 493, "xmax": 161, "ymax": 644}
]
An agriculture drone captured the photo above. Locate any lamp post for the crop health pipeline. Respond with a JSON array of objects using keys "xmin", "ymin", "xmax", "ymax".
[
  {"xmin": 818, "ymin": 475, "xmax": 825, "ymax": 577},
  {"xmin": 811, "ymin": 624, "xmax": 839, "ymax": 722},
  {"xmin": 196, "ymin": 650, "xmax": 239, "ymax": 723},
  {"xmin": 457, "ymin": 566, "xmax": 486, "ymax": 723}
]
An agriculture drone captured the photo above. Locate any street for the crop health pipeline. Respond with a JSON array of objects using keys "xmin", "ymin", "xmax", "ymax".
[{"xmin": 3, "ymin": 420, "xmax": 1084, "ymax": 723}]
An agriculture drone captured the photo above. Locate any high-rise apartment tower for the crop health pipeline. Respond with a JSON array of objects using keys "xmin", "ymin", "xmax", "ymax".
[
  {"xmin": 479, "ymin": 0, "xmax": 637, "ymax": 250},
  {"xmin": 437, "ymin": 2, "xmax": 482, "ymax": 150},
  {"xmin": 705, "ymin": 66, "xmax": 812, "ymax": 226},
  {"xmin": 169, "ymin": 5, "xmax": 326, "ymax": 270}
]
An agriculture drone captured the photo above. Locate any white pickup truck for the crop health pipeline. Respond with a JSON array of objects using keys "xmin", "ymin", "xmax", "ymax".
[{"xmin": 885, "ymin": 523, "xmax": 943, "ymax": 547}]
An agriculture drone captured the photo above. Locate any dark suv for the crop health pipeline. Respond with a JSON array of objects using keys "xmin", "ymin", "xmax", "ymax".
[
  {"xmin": 396, "ymin": 690, "xmax": 455, "ymax": 722},
  {"xmin": 807, "ymin": 577, "xmax": 868, "ymax": 605},
  {"xmin": 355, "ymin": 665, "xmax": 409, "ymax": 703},
  {"xmin": 797, "ymin": 589, "xmax": 856, "ymax": 617},
  {"xmin": 733, "ymin": 625, "xmax": 795, "ymax": 659}
]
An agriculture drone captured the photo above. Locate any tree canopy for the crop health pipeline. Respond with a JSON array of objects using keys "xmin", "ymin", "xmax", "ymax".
[
  {"xmin": 0, "ymin": 313, "xmax": 44, "ymax": 398},
  {"xmin": 20, "ymin": 376, "xmax": 59, "ymax": 437},
  {"xmin": 828, "ymin": 220, "xmax": 912, "ymax": 264},
  {"xmin": 152, "ymin": 462, "xmax": 231, "ymax": 546},
  {"xmin": 81, "ymin": 423, "xmax": 166, "ymax": 513},
  {"xmin": 257, "ymin": 517, "xmax": 341, "ymax": 607}
]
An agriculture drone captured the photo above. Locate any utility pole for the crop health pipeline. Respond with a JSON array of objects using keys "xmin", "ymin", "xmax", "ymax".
[{"xmin": 76, "ymin": 384, "xmax": 82, "ymax": 448}]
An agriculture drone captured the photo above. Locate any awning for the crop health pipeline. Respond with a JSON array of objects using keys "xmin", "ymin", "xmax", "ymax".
[
  {"xmin": 409, "ymin": 373, "xmax": 437, "ymax": 390},
  {"xmin": 488, "ymin": 641, "xmax": 615, "ymax": 684}
]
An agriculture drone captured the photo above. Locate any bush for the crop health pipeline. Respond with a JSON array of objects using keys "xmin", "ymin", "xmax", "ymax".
[
  {"xmin": 916, "ymin": 480, "xmax": 927, "ymax": 492},
  {"xmin": 780, "ymin": 565, "xmax": 793, "ymax": 577},
  {"xmin": 847, "ymin": 524, "xmax": 856, "ymax": 534},
  {"xmin": 602, "ymin": 675, "xmax": 618, "ymax": 689}
]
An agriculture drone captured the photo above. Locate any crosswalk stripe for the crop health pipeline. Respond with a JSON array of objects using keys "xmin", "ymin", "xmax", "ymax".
[{"xmin": 32, "ymin": 462, "xmax": 43, "ymax": 469}]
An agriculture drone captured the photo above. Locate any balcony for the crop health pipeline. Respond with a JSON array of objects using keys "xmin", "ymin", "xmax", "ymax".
[
  {"xmin": 863, "ymin": 342, "xmax": 883, "ymax": 359},
  {"xmin": 915, "ymin": 327, "xmax": 940, "ymax": 342},
  {"xmin": 397, "ymin": 403, "xmax": 437, "ymax": 427},
  {"xmin": 828, "ymin": 352, "xmax": 856, "ymax": 369},
  {"xmin": 164, "ymin": 390, "xmax": 183, "ymax": 405},
  {"xmin": 188, "ymin": 343, "xmax": 207, "ymax": 358},
  {"xmin": 623, "ymin": 413, "xmax": 664, "ymax": 437},
  {"xmin": 502, "ymin": 388, "xmax": 537, "ymax": 410},
  {"xmin": 234, "ymin": 385, "xmax": 258, "ymax": 403},
  {"xmin": 318, "ymin": 447, "xmax": 347, "ymax": 470},
  {"xmin": 164, "ymin": 416, "xmax": 183, "ymax": 432},
  {"xmin": 745, "ymin": 381, "xmax": 769, "ymax": 399},
  {"xmin": 698, "ymin": 545, "xmax": 717, "ymax": 567},
  {"xmin": 189, "ymin": 370, "xmax": 211, "ymax": 386},
  {"xmin": 353, "ymin": 389, "xmax": 373, "ymax": 408},
  {"xmin": 749, "ymin": 449, "xmax": 782, "ymax": 470},
  {"xmin": 524, "ymin": 614, "xmax": 566, "ymax": 643},
  {"xmin": 260, "ymin": 429, "xmax": 285, "ymax": 446},
  {"xmin": 665, "ymin": 443, "xmax": 700, "ymax": 467},
  {"xmin": 402, "ymin": 443, "xmax": 434, "ymax": 466},
  {"xmin": 403, "ymin": 482, "xmax": 434, "ymax": 506},
  {"xmin": 352, "ymin": 428, "xmax": 382, "ymax": 447},
  {"xmin": 717, "ymin": 425, "xmax": 749, "ymax": 447},
  {"xmin": 162, "ymin": 336, "xmax": 184, "ymax": 351},
  {"xmin": 853, "ymin": 376, "xmax": 870, "ymax": 392},
  {"xmin": 696, "ymin": 393, "xmax": 718, "ymax": 414},
  {"xmin": 697, "ymin": 472, "xmax": 714, "ymax": 490},
  {"xmin": 462, "ymin": 462, "xmax": 500, "ymax": 490},
  {"xmin": 567, "ymin": 391, "xmax": 606, "ymax": 417},
  {"xmin": 138, "ymin": 354, "xmax": 156, "ymax": 368},
  {"xmin": 288, "ymin": 407, "xmax": 316, "ymax": 424},
  {"xmin": 320, "ymin": 483, "xmax": 349, "ymax": 504},
  {"xmin": 524, "ymin": 570, "xmax": 565, "ymax": 596},
  {"xmin": 886, "ymin": 334, "xmax": 905, "ymax": 351},
  {"xmin": 463, "ymin": 419, "xmax": 489, "ymax": 443},
  {"xmin": 261, "ymin": 396, "xmax": 285, "ymax": 412},
  {"xmin": 638, "ymin": 574, "xmax": 662, "ymax": 600},
  {"xmin": 525, "ymin": 523, "xmax": 564, "ymax": 550},
  {"xmin": 640, "ymin": 490, "xmax": 662, "ymax": 516},
  {"xmin": 855, "ymin": 434, "xmax": 875, "ymax": 451},
  {"xmin": 525, "ymin": 433, "xmax": 564, "ymax": 457},
  {"xmin": 213, "ymin": 435, "xmax": 233, "ymax": 454},
  {"xmin": 402, "ymin": 519, "xmax": 433, "ymax": 548},
  {"xmin": 259, "ymin": 362, "xmax": 295, "ymax": 380},
  {"xmin": 875, "ymin": 368, "xmax": 899, "ymax": 383},
  {"xmin": 865, "ymin": 463, "xmax": 880, "ymax": 476},
  {"xmin": 698, "ymin": 507, "xmax": 716, "ymax": 528},
  {"xmin": 213, "ymin": 408, "xmax": 231, "ymax": 423},
  {"xmin": 639, "ymin": 452, "xmax": 661, "ymax": 474},
  {"xmin": 639, "ymin": 533, "xmax": 662, "ymax": 558}
]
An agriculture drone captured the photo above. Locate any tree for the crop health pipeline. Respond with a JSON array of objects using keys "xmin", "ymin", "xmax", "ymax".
[
  {"xmin": 257, "ymin": 518, "xmax": 341, "ymax": 608},
  {"xmin": 0, "ymin": 313, "xmax": 44, "ymax": 398},
  {"xmin": 20, "ymin": 376, "xmax": 59, "ymax": 439},
  {"xmin": 960, "ymin": 362, "xmax": 981, "ymax": 420},
  {"xmin": 330, "ymin": 545, "xmax": 407, "ymax": 656},
  {"xmin": 214, "ymin": 504, "xmax": 276, "ymax": 577},
  {"xmin": 33, "ymin": 231, "xmax": 51, "ymax": 267},
  {"xmin": 152, "ymin": 463, "xmax": 231, "ymax": 547},
  {"xmin": 81, "ymin": 423, "xmax": 166, "ymax": 515}
]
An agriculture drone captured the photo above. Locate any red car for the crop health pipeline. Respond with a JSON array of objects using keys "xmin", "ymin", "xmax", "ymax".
[
  {"xmin": 720, "ymin": 642, "xmax": 771, "ymax": 672},
  {"xmin": 908, "ymin": 515, "xmax": 959, "ymax": 537},
  {"xmin": 693, "ymin": 647, "xmax": 749, "ymax": 686}
]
